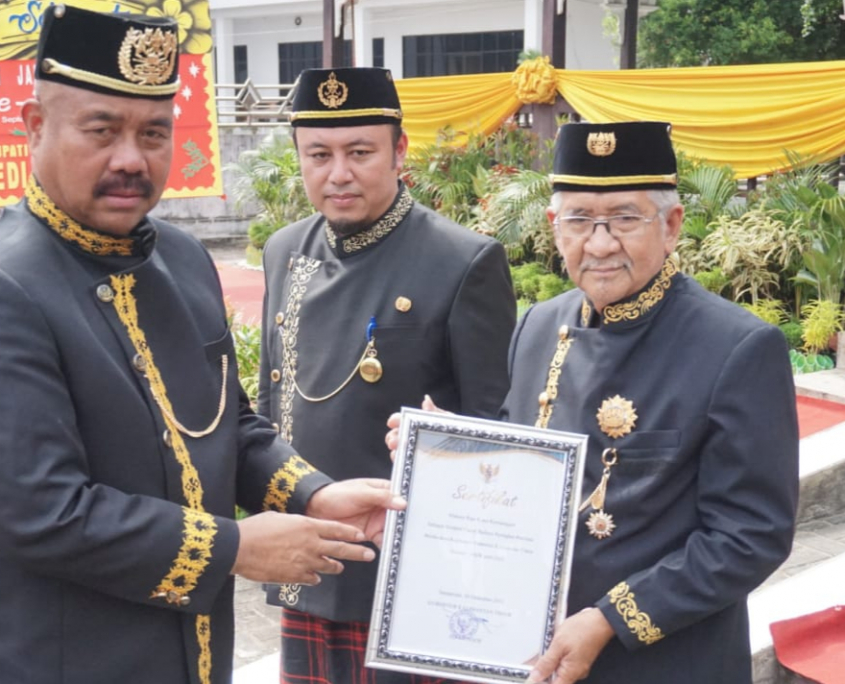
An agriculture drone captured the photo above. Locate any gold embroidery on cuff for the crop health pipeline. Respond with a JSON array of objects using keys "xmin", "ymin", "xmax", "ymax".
[
  {"xmin": 26, "ymin": 179, "xmax": 134, "ymax": 256},
  {"xmin": 263, "ymin": 455, "xmax": 318, "ymax": 512},
  {"xmin": 152, "ymin": 507, "xmax": 218, "ymax": 599},
  {"xmin": 602, "ymin": 260, "xmax": 677, "ymax": 325},
  {"xmin": 608, "ymin": 581, "xmax": 665, "ymax": 645}
]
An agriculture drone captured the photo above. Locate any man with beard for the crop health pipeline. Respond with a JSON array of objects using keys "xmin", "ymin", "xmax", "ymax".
[
  {"xmin": 388, "ymin": 121, "xmax": 799, "ymax": 684},
  {"xmin": 258, "ymin": 68, "xmax": 516, "ymax": 683},
  {"xmin": 0, "ymin": 8, "xmax": 403, "ymax": 684}
]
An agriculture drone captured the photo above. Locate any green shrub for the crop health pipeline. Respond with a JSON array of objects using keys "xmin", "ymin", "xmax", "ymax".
[
  {"xmin": 693, "ymin": 268, "xmax": 729, "ymax": 295},
  {"xmin": 779, "ymin": 321, "xmax": 804, "ymax": 349},
  {"xmin": 801, "ymin": 299, "xmax": 845, "ymax": 353},
  {"xmin": 233, "ymin": 322, "xmax": 262, "ymax": 406},
  {"xmin": 740, "ymin": 299, "xmax": 786, "ymax": 326}
]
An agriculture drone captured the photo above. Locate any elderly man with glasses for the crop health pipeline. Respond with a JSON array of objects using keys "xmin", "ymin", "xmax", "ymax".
[{"xmin": 389, "ymin": 121, "xmax": 799, "ymax": 684}]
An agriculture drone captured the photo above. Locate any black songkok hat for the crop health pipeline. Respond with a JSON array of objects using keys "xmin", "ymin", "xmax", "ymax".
[
  {"xmin": 35, "ymin": 4, "xmax": 179, "ymax": 100},
  {"xmin": 550, "ymin": 121, "xmax": 678, "ymax": 193},
  {"xmin": 290, "ymin": 68, "xmax": 402, "ymax": 127}
]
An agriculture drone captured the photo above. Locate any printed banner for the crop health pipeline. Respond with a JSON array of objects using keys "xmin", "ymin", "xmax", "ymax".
[{"xmin": 0, "ymin": 0, "xmax": 222, "ymax": 207}]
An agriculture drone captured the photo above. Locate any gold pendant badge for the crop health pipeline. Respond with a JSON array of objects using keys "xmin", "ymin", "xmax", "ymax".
[
  {"xmin": 586, "ymin": 131, "xmax": 616, "ymax": 157},
  {"xmin": 597, "ymin": 395, "xmax": 637, "ymax": 439},
  {"xmin": 318, "ymin": 71, "xmax": 349, "ymax": 109},
  {"xmin": 118, "ymin": 27, "xmax": 178, "ymax": 86}
]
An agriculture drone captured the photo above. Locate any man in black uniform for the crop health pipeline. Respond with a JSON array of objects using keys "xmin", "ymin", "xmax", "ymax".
[
  {"xmin": 258, "ymin": 68, "xmax": 516, "ymax": 683},
  {"xmin": 389, "ymin": 121, "xmax": 799, "ymax": 684},
  {"xmin": 0, "ymin": 8, "xmax": 401, "ymax": 684}
]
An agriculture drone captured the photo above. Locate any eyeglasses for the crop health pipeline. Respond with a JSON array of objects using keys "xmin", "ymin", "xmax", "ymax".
[{"xmin": 553, "ymin": 213, "xmax": 662, "ymax": 239}]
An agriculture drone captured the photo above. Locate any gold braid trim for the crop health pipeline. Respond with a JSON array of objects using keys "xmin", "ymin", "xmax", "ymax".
[
  {"xmin": 326, "ymin": 186, "xmax": 414, "ymax": 254},
  {"xmin": 280, "ymin": 256, "xmax": 322, "ymax": 443},
  {"xmin": 196, "ymin": 616, "xmax": 212, "ymax": 683},
  {"xmin": 608, "ymin": 582, "xmax": 665, "ymax": 645},
  {"xmin": 25, "ymin": 179, "xmax": 134, "ymax": 256},
  {"xmin": 602, "ymin": 260, "xmax": 678, "ymax": 325},
  {"xmin": 535, "ymin": 335, "xmax": 574, "ymax": 429},
  {"xmin": 109, "ymin": 274, "xmax": 215, "ymax": 684},
  {"xmin": 263, "ymin": 455, "xmax": 317, "ymax": 513}
]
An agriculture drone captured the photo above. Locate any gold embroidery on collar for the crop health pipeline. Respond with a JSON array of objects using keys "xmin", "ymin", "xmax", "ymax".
[
  {"xmin": 325, "ymin": 187, "xmax": 413, "ymax": 254},
  {"xmin": 110, "ymin": 274, "xmax": 216, "ymax": 684},
  {"xmin": 263, "ymin": 455, "xmax": 317, "ymax": 513},
  {"xmin": 535, "ymin": 326, "xmax": 574, "ymax": 429},
  {"xmin": 602, "ymin": 260, "xmax": 678, "ymax": 325},
  {"xmin": 608, "ymin": 582, "xmax": 665, "ymax": 645},
  {"xmin": 26, "ymin": 180, "xmax": 134, "ymax": 256},
  {"xmin": 280, "ymin": 256, "xmax": 322, "ymax": 443}
]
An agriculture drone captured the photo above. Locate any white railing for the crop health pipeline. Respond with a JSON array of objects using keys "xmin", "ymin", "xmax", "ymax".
[{"xmin": 215, "ymin": 79, "xmax": 296, "ymax": 128}]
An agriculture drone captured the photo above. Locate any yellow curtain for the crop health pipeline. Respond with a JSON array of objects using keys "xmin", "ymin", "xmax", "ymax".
[{"xmin": 396, "ymin": 60, "xmax": 845, "ymax": 179}]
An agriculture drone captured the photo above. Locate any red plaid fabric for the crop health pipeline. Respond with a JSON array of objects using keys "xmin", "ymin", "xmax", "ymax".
[{"xmin": 280, "ymin": 608, "xmax": 473, "ymax": 684}]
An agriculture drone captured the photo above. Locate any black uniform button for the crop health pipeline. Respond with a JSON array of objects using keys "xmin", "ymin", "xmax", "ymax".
[{"xmin": 96, "ymin": 284, "xmax": 114, "ymax": 303}]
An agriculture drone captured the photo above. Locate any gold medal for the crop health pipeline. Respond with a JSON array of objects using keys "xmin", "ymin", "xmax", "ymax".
[
  {"xmin": 597, "ymin": 395, "xmax": 638, "ymax": 439},
  {"xmin": 359, "ymin": 352, "xmax": 383, "ymax": 383},
  {"xmin": 586, "ymin": 511, "xmax": 616, "ymax": 539},
  {"xmin": 580, "ymin": 448, "xmax": 620, "ymax": 539}
]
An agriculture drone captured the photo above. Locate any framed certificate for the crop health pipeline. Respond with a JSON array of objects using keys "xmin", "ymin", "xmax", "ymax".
[{"xmin": 366, "ymin": 408, "xmax": 588, "ymax": 683}]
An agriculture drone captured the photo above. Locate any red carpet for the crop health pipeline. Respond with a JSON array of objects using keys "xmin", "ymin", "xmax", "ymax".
[
  {"xmin": 217, "ymin": 263, "xmax": 264, "ymax": 325},
  {"xmin": 216, "ymin": 261, "xmax": 845, "ymax": 437},
  {"xmin": 796, "ymin": 396, "xmax": 845, "ymax": 439}
]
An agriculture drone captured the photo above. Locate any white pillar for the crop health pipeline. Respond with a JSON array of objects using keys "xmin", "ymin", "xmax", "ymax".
[
  {"xmin": 353, "ymin": 2, "xmax": 371, "ymax": 67},
  {"xmin": 213, "ymin": 16, "xmax": 235, "ymax": 85},
  {"xmin": 523, "ymin": 0, "xmax": 543, "ymax": 54}
]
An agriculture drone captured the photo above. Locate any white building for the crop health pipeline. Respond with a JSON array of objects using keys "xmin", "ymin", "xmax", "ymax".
[{"xmin": 209, "ymin": 0, "xmax": 659, "ymax": 86}]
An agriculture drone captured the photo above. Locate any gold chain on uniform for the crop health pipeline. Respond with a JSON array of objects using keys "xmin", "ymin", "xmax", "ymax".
[
  {"xmin": 535, "ymin": 325, "xmax": 573, "ymax": 429},
  {"xmin": 149, "ymin": 355, "xmax": 229, "ymax": 438},
  {"xmin": 287, "ymin": 338, "xmax": 376, "ymax": 402}
]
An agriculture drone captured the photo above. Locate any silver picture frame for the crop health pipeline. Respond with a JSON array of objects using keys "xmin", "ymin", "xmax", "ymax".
[{"xmin": 366, "ymin": 408, "xmax": 588, "ymax": 683}]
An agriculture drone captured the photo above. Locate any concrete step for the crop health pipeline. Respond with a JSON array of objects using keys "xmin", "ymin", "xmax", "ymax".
[{"xmin": 751, "ymin": 420, "xmax": 845, "ymax": 684}]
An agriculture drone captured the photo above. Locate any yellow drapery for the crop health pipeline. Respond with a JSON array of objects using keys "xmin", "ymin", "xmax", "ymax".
[{"xmin": 395, "ymin": 60, "xmax": 845, "ymax": 179}]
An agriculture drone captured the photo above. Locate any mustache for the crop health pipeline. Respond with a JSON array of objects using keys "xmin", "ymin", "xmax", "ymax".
[
  {"xmin": 580, "ymin": 258, "xmax": 632, "ymax": 272},
  {"xmin": 93, "ymin": 175, "xmax": 154, "ymax": 198}
]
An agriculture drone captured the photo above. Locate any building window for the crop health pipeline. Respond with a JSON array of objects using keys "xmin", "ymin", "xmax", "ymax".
[
  {"xmin": 373, "ymin": 38, "xmax": 384, "ymax": 68},
  {"xmin": 278, "ymin": 41, "xmax": 353, "ymax": 83},
  {"xmin": 234, "ymin": 45, "xmax": 248, "ymax": 83},
  {"xmin": 403, "ymin": 30, "xmax": 523, "ymax": 78}
]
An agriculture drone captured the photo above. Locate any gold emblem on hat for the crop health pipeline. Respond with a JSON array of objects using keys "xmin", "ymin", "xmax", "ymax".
[
  {"xmin": 586, "ymin": 132, "xmax": 616, "ymax": 157},
  {"xmin": 318, "ymin": 71, "xmax": 349, "ymax": 109},
  {"xmin": 118, "ymin": 27, "xmax": 178, "ymax": 86},
  {"xmin": 395, "ymin": 296, "xmax": 412, "ymax": 312},
  {"xmin": 597, "ymin": 395, "xmax": 637, "ymax": 439}
]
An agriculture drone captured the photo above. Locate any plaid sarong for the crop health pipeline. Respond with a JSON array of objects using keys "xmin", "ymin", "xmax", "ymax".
[{"xmin": 280, "ymin": 608, "xmax": 473, "ymax": 684}]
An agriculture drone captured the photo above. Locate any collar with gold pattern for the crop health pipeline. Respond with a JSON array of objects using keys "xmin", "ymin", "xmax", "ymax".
[
  {"xmin": 324, "ymin": 184, "xmax": 413, "ymax": 258},
  {"xmin": 580, "ymin": 259, "xmax": 679, "ymax": 330},
  {"xmin": 25, "ymin": 178, "xmax": 150, "ymax": 257}
]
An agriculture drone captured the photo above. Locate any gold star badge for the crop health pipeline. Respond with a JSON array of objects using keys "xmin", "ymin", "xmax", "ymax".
[{"xmin": 597, "ymin": 395, "xmax": 637, "ymax": 439}]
